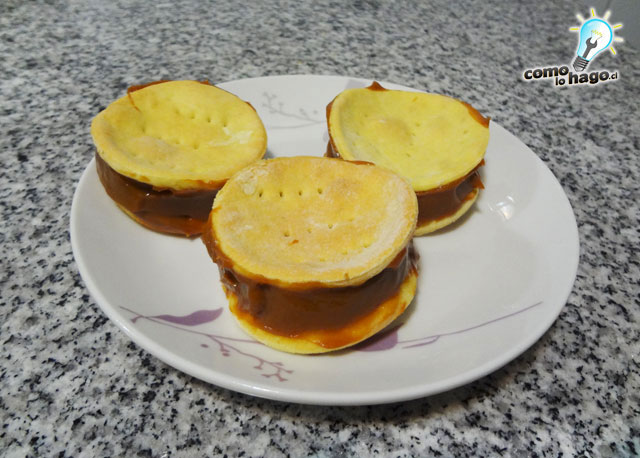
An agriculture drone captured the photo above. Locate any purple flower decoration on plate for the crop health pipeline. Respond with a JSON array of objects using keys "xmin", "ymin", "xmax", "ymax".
[
  {"xmin": 122, "ymin": 301, "xmax": 542, "ymax": 382},
  {"xmin": 131, "ymin": 308, "xmax": 223, "ymax": 326},
  {"xmin": 121, "ymin": 306, "xmax": 293, "ymax": 381}
]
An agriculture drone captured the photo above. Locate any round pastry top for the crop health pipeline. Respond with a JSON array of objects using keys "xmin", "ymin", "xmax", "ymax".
[
  {"xmin": 91, "ymin": 80, "xmax": 267, "ymax": 190},
  {"xmin": 209, "ymin": 156, "xmax": 418, "ymax": 287},
  {"xmin": 328, "ymin": 83, "xmax": 489, "ymax": 191}
]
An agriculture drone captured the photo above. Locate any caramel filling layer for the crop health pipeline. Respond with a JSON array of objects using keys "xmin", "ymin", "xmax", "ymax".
[
  {"xmin": 415, "ymin": 162, "xmax": 484, "ymax": 225},
  {"xmin": 325, "ymin": 142, "xmax": 483, "ymax": 227},
  {"xmin": 202, "ymin": 220, "xmax": 417, "ymax": 349},
  {"xmin": 95, "ymin": 153, "xmax": 219, "ymax": 236}
]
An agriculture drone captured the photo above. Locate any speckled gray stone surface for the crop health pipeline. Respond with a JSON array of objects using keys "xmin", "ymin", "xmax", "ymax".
[{"xmin": 1, "ymin": 0, "xmax": 639, "ymax": 456}]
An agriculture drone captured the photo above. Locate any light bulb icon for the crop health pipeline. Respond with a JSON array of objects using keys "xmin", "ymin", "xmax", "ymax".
[
  {"xmin": 569, "ymin": 8, "xmax": 623, "ymax": 73},
  {"xmin": 573, "ymin": 19, "xmax": 612, "ymax": 71}
]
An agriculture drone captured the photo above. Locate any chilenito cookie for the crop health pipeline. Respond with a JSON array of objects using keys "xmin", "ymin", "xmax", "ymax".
[
  {"xmin": 203, "ymin": 156, "xmax": 419, "ymax": 354},
  {"xmin": 91, "ymin": 80, "xmax": 267, "ymax": 236},
  {"xmin": 327, "ymin": 82, "xmax": 489, "ymax": 235}
]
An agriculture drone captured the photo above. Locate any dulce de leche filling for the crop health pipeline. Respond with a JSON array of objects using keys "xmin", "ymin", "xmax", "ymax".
[
  {"xmin": 325, "ymin": 143, "xmax": 484, "ymax": 227},
  {"xmin": 95, "ymin": 153, "xmax": 219, "ymax": 236},
  {"xmin": 202, "ymin": 222, "xmax": 418, "ymax": 349},
  {"xmin": 415, "ymin": 161, "xmax": 484, "ymax": 225}
]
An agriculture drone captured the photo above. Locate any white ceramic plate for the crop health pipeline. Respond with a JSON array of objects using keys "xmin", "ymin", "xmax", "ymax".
[{"xmin": 71, "ymin": 75, "xmax": 579, "ymax": 405}]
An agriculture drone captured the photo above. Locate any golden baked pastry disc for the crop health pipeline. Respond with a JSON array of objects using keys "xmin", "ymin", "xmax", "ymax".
[
  {"xmin": 209, "ymin": 156, "xmax": 418, "ymax": 288},
  {"xmin": 327, "ymin": 83, "xmax": 489, "ymax": 192},
  {"xmin": 91, "ymin": 80, "xmax": 267, "ymax": 190}
]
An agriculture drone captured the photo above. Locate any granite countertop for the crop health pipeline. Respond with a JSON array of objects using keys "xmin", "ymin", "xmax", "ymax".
[{"xmin": 1, "ymin": 0, "xmax": 638, "ymax": 456}]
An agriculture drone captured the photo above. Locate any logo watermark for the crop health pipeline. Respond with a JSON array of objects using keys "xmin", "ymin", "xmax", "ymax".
[{"xmin": 523, "ymin": 8, "xmax": 623, "ymax": 86}]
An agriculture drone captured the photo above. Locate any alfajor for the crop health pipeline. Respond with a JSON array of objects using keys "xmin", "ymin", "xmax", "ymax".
[
  {"xmin": 327, "ymin": 82, "xmax": 489, "ymax": 235},
  {"xmin": 202, "ymin": 156, "xmax": 419, "ymax": 354},
  {"xmin": 91, "ymin": 80, "xmax": 267, "ymax": 236}
]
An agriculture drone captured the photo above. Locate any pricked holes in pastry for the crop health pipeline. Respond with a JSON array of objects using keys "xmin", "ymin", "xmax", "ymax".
[
  {"xmin": 298, "ymin": 190, "xmax": 303, "ymax": 196},
  {"xmin": 279, "ymin": 191, "xmax": 284, "ymax": 197},
  {"xmin": 328, "ymin": 223, "xmax": 334, "ymax": 229},
  {"xmin": 317, "ymin": 188, "xmax": 323, "ymax": 194},
  {"xmin": 258, "ymin": 190, "xmax": 264, "ymax": 198},
  {"xmin": 283, "ymin": 230, "xmax": 290, "ymax": 237}
]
